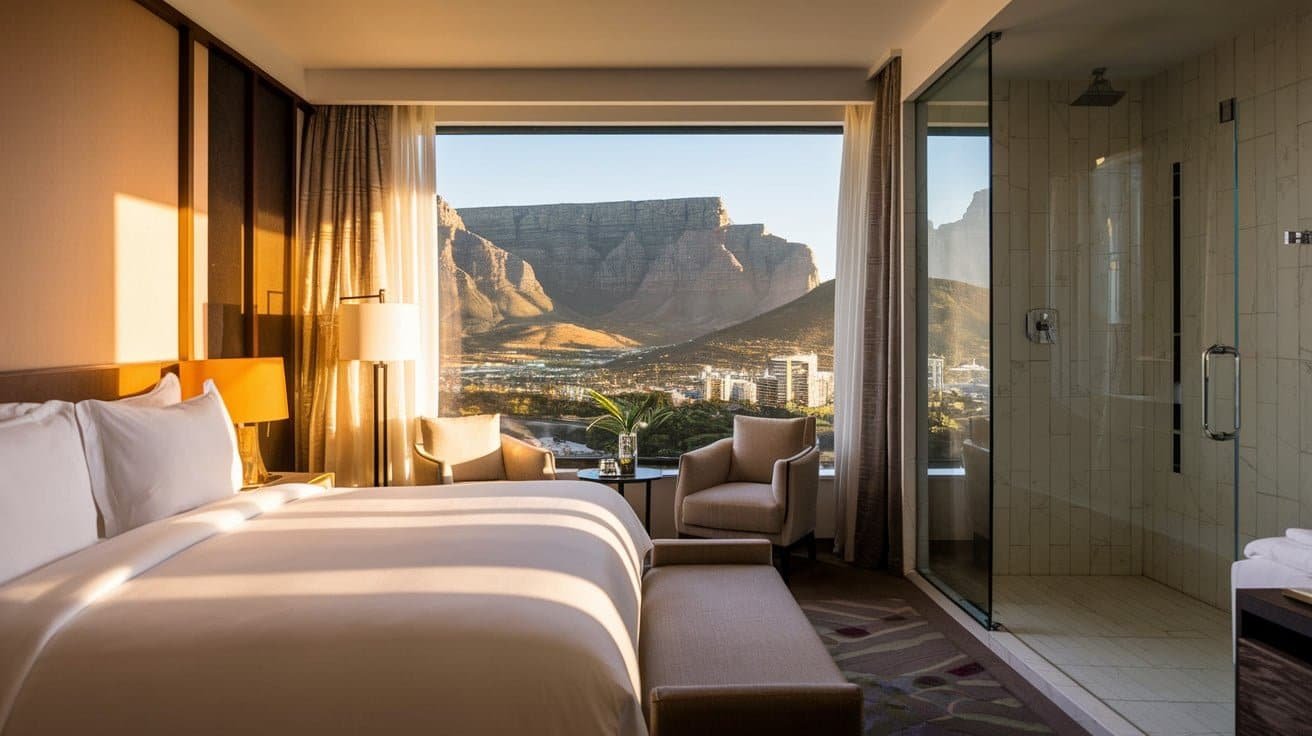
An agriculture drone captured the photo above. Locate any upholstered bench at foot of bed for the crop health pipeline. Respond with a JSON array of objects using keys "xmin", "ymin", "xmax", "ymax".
[{"xmin": 640, "ymin": 539, "xmax": 862, "ymax": 736}]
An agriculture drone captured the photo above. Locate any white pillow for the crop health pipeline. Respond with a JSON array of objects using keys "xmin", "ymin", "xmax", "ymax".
[
  {"xmin": 0, "ymin": 401, "xmax": 99, "ymax": 585},
  {"xmin": 76, "ymin": 379, "xmax": 241, "ymax": 537},
  {"xmin": 119, "ymin": 372, "xmax": 182, "ymax": 408}
]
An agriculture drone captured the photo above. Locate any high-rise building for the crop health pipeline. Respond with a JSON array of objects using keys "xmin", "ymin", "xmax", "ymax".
[
  {"xmin": 728, "ymin": 378, "xmax": 758, "ymax": 404},
  {"xmin": 703, "ymin": 374, "xmax": 725, "ymax": 401},
  {"xmin": 756, "ymin": 375, "xmax": 782, "ymax": 408},
  {"xmin": 766, "ymin": 353, "xmax": 818, "ymax": 407},
  {"xmin": 927, "ymin": 356, "xmax": 945, "ymax": 392},
  {"xmin": 809, "ymin": 370, "xmax": 835, "ymax": 407}
]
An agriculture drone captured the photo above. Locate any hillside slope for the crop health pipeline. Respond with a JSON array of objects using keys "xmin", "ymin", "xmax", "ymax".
[
  {"xmin": 604, "ymin": 279, "xmax": 836, "ymax": 379},
  {"xmin": 462, "ymin": 321, "xmax": 639, "ymax": 352}
]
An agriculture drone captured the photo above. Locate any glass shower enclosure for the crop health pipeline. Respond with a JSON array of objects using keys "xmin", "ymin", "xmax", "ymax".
[
  {"xmin": 916, "ymin": 26, "xmax": 1247, "ymax": 733},
  {"xmin": 915, "ymin": 36, "xmax": 995, "ymax": 625}
]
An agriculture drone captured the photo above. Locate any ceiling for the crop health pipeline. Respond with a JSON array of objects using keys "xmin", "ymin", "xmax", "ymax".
[
  {"xmin": 220, "ymin": 0, "xmax": 948, "ymax": 70},
  {"xmin": 991, "ymin": 0, "xmax": 1312, "ymax": 79}
]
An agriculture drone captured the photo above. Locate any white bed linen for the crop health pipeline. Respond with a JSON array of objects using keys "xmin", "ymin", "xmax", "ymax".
[{"xmin": 0, "ymin": 480, "xmax": 652, "ymax": 736}]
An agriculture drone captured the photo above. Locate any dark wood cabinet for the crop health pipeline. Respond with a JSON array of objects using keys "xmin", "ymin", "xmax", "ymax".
[{"xmin": 1236, "ymin": 589, "xmax": 1312, "ymax": 736}]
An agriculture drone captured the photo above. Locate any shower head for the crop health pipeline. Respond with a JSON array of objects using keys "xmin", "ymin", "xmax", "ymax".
[{"xmin": 1071, "ymin": 68, "xmax": 1125, "ymax": 107}]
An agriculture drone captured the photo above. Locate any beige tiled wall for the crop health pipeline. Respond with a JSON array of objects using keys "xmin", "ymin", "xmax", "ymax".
[
  {"xmin": 991, "ymin": 79, "xmax": 1147, "ymax": 579},
  {"xmin": 992, "ymin": 11, "xmax": 1312, "ymax": 612}
]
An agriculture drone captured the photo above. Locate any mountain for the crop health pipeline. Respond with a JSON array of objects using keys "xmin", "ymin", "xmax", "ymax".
[
  {"xmin": 439, "ymin": 199, "xmax": 554, "ymax": 333},
  {"xmin": 463, "ymin": 321, "xmax": 639, "ymax": 353},
  {"xmin": 926, "ymin": 277, "xmax": 989, "ymax": 368},
  {"xmin": 599, "ymin": 275, "xmax": 988, "ymax": 383},
  {"xmin": 603, "ymin": 279, "xmax": 836, "ymax": 380},
  {"xmin": 456, "ymin": 198, "xmax": 819, "ymax": 344},
  {"xmin": 928, "ymin": 188, "xmax": 989, "ymax": 287}
]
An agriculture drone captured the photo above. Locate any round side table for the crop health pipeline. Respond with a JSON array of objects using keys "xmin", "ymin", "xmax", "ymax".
[{"xmin": 577, "ymin": 466, "xmax": 663, "ymax": 533}]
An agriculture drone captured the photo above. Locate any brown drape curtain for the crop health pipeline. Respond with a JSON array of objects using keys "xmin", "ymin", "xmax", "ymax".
[
  {"xmin": 295, "ymin": 106, "xmax": 390, "ymax": 472},
  {"xmin": 852, "ymin": 58, "xmax": 903, "ymax": 570}
]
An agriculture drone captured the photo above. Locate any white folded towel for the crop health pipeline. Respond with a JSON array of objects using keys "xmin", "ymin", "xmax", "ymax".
[
  {"xmin": 1246, "ymin": 536, "xmax": 1312, "ymax": 573},
  {"xmin": 1286, "ymin": 528, "xmax": 1312, "ymax": 547}
]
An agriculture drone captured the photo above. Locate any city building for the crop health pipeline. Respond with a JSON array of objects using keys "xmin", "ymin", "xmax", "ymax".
[
  {"xmin": 727, "ymin": 378, "xmax": 758, "ymax": 404},
  {"xmin": 703, "ymin": 374, "xmax": 726, "ymax": 402},
  {"xmin": 809, "ymin": 370, "xmax": 835, "ymax": 407},
  {"xmin": 927, "ymin": 356, "xmax": 945, "ymax": 393},
  {"xmin": 767, "ymin": 353, "xmax": 819, "ymax": 407},
  {"xmin": 755, "ymin": 374, "xmax": 782, "ymax": 409}
]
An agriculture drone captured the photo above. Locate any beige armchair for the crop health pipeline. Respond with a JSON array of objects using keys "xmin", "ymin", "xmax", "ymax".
[
  {"xmin": 674, "ymin": 415, "xmax": 819, "ymax": 579},
  {"xmin": 414, "ymin": 413, "xmax": 556, "ymax": 484}
]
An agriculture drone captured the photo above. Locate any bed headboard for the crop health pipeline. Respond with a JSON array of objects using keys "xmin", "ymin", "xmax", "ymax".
[{"xmin": 0, "ymin": 362, "xmax": 176, "ymax": 404}]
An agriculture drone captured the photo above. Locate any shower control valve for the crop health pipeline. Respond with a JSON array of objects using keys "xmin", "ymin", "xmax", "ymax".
[{"xmin": 1026, "ymin": 308, "xmax": 1058, "ymax": 345}]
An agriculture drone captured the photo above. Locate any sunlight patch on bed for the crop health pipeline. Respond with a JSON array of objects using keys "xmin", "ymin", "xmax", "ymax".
[
  {"xmin": 243, "ymin": 510, "xmax": 644, "ymax": 598},
  {"xmin": 115, "ymin": 566, "xmax": 642, "ymax": 694}
]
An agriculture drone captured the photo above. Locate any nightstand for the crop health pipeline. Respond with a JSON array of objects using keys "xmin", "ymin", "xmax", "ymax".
[{"xmin": 242, "ymin": 471, "xmax": 335, "ymax": 491}]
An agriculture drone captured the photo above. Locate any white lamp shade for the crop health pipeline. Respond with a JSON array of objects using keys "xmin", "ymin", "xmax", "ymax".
[{"xmin": 339, "ymin": 302, "xmax": 419, "ymax": 362}]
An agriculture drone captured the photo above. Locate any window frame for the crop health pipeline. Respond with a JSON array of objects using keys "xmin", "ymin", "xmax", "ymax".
[{"xmin": 435, "ymin": 124, "xmax": 842, "ymax": 468}]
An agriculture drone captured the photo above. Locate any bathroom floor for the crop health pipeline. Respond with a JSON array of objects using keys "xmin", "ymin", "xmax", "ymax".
[{"xmin": 993, "ymin": 576, "xmax": 1234, "ymax": 736}]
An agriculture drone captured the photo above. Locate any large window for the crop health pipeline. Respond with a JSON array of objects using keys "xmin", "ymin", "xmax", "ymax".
[{"xmin": 435, "ymin": 129, "xmax": 842, "ymax": 465}]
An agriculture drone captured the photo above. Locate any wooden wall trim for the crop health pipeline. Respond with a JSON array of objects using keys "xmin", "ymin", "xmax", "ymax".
[
  {"xmin": 243, "ymin": 67, "xmax": 258, "ymax": 356},
  {"xmin": 132, "ymin": 0, "xmax": 311, "ymax": 111},
  {"xmin": 0, "ymin": 362, "xmax": 176, "ymax": 404},
  {"xmin": 177, "ymin": 24, "xmax": 195, "ymax": 360}
]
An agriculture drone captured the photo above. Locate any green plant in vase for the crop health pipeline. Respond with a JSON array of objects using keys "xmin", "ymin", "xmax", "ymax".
[{"xmin": 586, "ymin": 389, "xmax": 673, "ymax": 475}]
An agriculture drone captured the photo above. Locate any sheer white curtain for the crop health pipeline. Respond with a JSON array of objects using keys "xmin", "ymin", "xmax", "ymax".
[
  {"xmin": 381, "ymin": 105, "xmax": 441, "ymax": 485},
  {"xmin": 832, "ymin": 103, "xmax": 874, "ymax": 559},
  {"xmin": 297, "ymin": 105, "xmax": 441, "ymax": 487}
]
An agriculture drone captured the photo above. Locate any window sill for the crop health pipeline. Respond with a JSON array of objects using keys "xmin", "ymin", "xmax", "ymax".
[
  {"xmin": 561, "ymin": 467, "xmax": 836, "ymax": 479},
  {"xmin": 927, "ymin": 466, "xmax": 966, "ymax": 478}
]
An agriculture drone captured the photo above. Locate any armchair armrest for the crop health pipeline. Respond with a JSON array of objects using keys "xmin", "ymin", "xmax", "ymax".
[
  {"xmin": 500, "ymin": 434, "xmax": 557, "ymax": 480},
  {"xmin": 676, "ymin": 438, "xmax": 733, "ymax": 497},
  {"xmin": 674, "ymin": 438, "xmax": 733, "ymax": 534},
  {"xmin": 413, "ymin": 442, "xmax": 455, "ymax": 484},
  {"xmin": 772, "ymin": 445, "xmax": 820, "ymax": 545},
  {"xmin": 650, "ymin": 539, "xmax": 773, "ymax": 567}
]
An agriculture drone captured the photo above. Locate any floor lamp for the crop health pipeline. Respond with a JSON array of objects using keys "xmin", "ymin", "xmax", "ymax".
[{"xmin": 339, "ymin": 289, "xmax": 419, "ymax": 486}]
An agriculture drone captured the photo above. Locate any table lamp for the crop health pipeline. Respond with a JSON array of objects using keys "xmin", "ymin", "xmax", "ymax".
[
  {"xmin": 179, "ymin": 357, "xmax": 290, "ymax": 487},
  {"xmin": 339, "ymin": 289, "xmax": 418, "ymax": 486}
]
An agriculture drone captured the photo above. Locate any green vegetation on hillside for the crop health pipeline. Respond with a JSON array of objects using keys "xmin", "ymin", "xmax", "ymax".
[
  {"xmin": 602, "ymin": 279, "xmax": 836, "ymax": 383},
  {"xmin": 927, "ymin": 277, "xmax": 989, "ymax": 369}
]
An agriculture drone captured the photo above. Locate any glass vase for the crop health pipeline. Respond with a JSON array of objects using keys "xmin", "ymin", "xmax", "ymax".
[{"xmin": 617, "ymin": 432, "xmax": 637, "ymax": 476}]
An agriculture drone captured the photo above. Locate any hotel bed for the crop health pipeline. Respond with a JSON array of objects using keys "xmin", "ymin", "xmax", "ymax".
[{"xmin": 0, "ymin": 479, "xmax": 653, "ymax": 735}]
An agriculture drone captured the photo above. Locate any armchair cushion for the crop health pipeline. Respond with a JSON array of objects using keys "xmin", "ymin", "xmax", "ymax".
[
  {"xmin": 417, "ymin": 414, "xmax": 505, "ymax": 483},
  {"xmin": 681, "ymin": 482, "xmax": 783, "ymax": 534},
  {"xmin": 727, "ymin": 416, "xmax": 810, "ymax": 484}
]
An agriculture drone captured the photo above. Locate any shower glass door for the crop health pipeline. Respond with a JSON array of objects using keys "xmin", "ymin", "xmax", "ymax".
[{"xmin": 915, "ymin": 36, "xmax": 994, "ymax": 625}]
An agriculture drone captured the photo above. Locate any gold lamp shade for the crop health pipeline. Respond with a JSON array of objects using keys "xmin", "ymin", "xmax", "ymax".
[
  {"xmin": 178, "ymin": 357, "xmax": 289, "ymax": 424},
  {"xmin": 178, "ymin": 358, "xmax": 289, "ymax": 488}
]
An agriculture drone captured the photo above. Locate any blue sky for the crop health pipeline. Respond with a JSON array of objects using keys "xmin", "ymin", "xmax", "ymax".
[
  {"xmin": 436, "ymin": 133, "xmax": 843, "ymax": 280},
  {"xmin": 926, "ymin": 135, "xmax": 990, "ymax": 227}
]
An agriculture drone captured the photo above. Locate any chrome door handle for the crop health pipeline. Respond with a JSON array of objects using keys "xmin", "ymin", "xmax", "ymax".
[{"xmin": 1202, "ymin": 344, "xmax": 1240, "ymax": 441}]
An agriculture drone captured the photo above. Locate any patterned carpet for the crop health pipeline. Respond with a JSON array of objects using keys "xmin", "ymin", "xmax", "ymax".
[{"xmin": 803, "ymin": 597, "xmax": 1056, "ymax": 735}]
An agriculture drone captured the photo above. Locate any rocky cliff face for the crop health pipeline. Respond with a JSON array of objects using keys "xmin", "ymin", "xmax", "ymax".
[
  {"xmin": 927, "ymin": 188, "xmax": 989, "ymax": 287},
  {"xmin": 439, "ymin": 199, "xmax": 554, "ymax": 333},
  {"xmin": 456, "ymin": 198, "xmax": 819, "ymax": 343}
]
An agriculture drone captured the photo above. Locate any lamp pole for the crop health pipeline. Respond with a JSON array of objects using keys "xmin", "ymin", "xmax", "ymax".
[{"xmin": 340, "ymin": 288, "xmax": 389, "ymax": 487}]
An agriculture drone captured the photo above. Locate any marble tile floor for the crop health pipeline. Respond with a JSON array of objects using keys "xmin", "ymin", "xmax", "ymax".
[{"xmin": 994, "ymin": 576, "xmax": 1234, "ymax": 736}]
